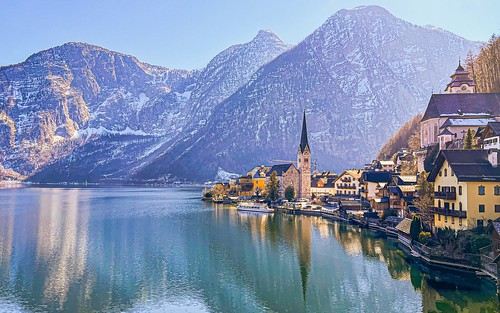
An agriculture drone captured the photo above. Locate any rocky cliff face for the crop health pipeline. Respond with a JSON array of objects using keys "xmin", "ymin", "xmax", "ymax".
[
  {"xmin": 1, "ymin": 6, "xmax": 482, "ymax": 183},
  {"xmin": 1, "ymin": 30, "xmax": 289, "ymax": 182},
  {"xmin": 0, "ymin": 42, "xmax": 196, "ymax": 176}
]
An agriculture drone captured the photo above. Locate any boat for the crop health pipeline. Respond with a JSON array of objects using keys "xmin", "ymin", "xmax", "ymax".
[{"xmin": 237, "ymin": 202, "xmax": 274, "ymax": 213}]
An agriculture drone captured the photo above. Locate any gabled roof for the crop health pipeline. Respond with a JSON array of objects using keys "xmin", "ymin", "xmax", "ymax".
[
  {"xmin": 441, "ymin": 117, "xmax": 496, "ymax": 128},
  {"xmin": 345, "ymin": 170, "xmax": 363, "ymax": 179},
  {"xmin": 421, "ymin": 93, "xmax": 500, "ymax": 122},
  {"xmin": 438, "ymin": 128, "xmax": 454, "ymax": 136},
  {"xmin": 311, "ymin": 177, "xmax": 335, "ymax": 188},
  {"xmin": 399, "ymin": 185, "xmax": 417, "ymax": 193},
  {"xmin": 362, "ymin": 171, "xmax": 394, "ymax": 183},
  {"xmin": 396, "ymin": 175, "xmax": 417, "ymax": 183},
  {"xmin": 427, "ymin": 150, "xmax": 500, "ymax": 182},
  {"xmin": 269, "ymin": 163, "xmax": 296, "ymax": 176},
  {"xmin": 395, "ymin": 218, "xmax": 412, "ymax": 235},
  {"xmin": 385, "ymin": 216, "xmax": 403, "ymax": 224},
  {"xmin": 379, "ymin": 160, "xmax": 395, "ymax": 166},
  {"xmin": 482, "ymin": 122, "xmax": 500, "ymax": 139},
  {"xmin": 493, "ymin": 222, "xmax": 500, "ymax": 235}
]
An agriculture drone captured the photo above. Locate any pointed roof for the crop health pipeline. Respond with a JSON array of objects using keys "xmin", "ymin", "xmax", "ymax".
[
  {"xmin": 445, "ymin": 61, "xmax": 476, "ymax": 91},
  {"xmin": 299, "ymin": 109, "xmax": 310, "ymax": 153}
]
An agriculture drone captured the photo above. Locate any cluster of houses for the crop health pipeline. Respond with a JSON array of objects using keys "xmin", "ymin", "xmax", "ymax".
[
  {"xmin": 415, "ymin": 63, "xmax": 500, "ymax": 232},
  {"xmin": 213, "ymin": 63, "xmax": 500, "ymax": 237}
]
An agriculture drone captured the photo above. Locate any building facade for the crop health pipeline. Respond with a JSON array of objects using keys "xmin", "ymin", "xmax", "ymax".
[
  {"xmin": 334, "ymin": 170, "xmax": 363, "ymax": 198},
  {"xmin": 416, "ymin": 64, "xmax": 500, "ymax": 172},
  {"xmin": 428, "ymin": 150, "xmax": 500, "ymax": 231},
  {"xmin": 268, "ymin": 163, "xmax": 300, "ymax": 197}
]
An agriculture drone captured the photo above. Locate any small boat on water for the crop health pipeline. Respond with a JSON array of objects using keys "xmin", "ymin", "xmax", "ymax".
[{"xmin": 237, "ymin": 202, "xmax": 274, "ymax": 213}]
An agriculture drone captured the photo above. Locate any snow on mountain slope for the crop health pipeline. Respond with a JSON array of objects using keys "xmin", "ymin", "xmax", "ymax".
[{"xmin": 134, "ymin": 5, "xmax": 481, "ymax": 181}]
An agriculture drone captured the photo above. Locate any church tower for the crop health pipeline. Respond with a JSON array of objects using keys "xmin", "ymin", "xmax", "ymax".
[
  {"xmin": 444, "ymin": 60, "xmax": 476, "ymax": 93},
  {"xmin": 297, "ymin": 110, "xmax": 311, "ymax": 199}
]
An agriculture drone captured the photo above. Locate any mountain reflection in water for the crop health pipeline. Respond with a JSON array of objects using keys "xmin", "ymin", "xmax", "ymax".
[{"xmin": 0, "ymin": 187, "xmax": 497, "ymax": 312}]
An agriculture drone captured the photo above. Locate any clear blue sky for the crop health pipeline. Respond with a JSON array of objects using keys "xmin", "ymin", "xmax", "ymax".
[{"xmin": 1, "ymin": 0, "xmax": 499, "ymax": 69}]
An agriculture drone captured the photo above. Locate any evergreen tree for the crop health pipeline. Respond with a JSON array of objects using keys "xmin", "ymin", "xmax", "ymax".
[
  {"xmin": 463, "ymin": 128, "xmax": 473, "ymax": 149},
  {"xmin": 415, "ymin": 171, "xmax": 434, "ymax": 230},
  {"xmin": 410, "ymin": 216, "xmax": 422, "ymax": 241},
  {"xmin": 266, "ymin": 171, "xmax": 280, "ymax": 201},
  {"xmin": 284, "ymin": 185, "xmax": 295, "ymax": 202}
]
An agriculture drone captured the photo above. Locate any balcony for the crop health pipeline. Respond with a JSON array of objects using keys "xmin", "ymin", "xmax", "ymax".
[
  {"xmin": 434, "ymin": 191, "xmax": 456, "ymax": 200},
  {"xmin": 432, "ymin": 207, "xmax": 466, "ymax": 218}
]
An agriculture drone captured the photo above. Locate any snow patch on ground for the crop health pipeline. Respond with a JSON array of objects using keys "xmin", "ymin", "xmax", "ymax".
[
  {"xmin": 75, "ymin": 126, "xmax": 150, "ymax": 141},
  {"xmin": 215, "ymin": 167, "xmax": 239, "ymax": 182}
]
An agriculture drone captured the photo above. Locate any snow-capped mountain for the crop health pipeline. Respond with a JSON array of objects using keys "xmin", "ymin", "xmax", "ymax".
[
  {"xmin": 0, "ymin": 6, "xmax": 483, "ymax": 183},
  {"xmin": 0, "ymin": 42, "xmax": 196, "ymax": 176},
  {"xmin": 133, "ymin": 5, "xmax": 481, "ymax": 181}
]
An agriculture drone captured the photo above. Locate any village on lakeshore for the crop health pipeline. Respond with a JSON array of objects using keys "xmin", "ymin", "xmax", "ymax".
[{"xmin": 203, "ymin": 62, "xmax": 500, "ymax": 290}]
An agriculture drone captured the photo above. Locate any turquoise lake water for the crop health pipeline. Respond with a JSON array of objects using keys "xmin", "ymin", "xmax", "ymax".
[{"xmin": 0, "ymin": 187, "xmax": 497, "ymax": 312}]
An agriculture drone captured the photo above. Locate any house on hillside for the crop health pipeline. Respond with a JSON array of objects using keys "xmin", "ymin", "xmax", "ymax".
[
  {"xmin": 427, "ymin": 149, "xmax": 500, "ymax": 230},
  {"xmin": 481, "ymin": 122, "xmax": 500, "ymax": 150},
  {"xmin": 387, "ymin": 175, "xmax": 418, "ymax": 217},
  {"xmin": 361, "ymin": 171, "xmax": 394, "ymax": 211},
  {"xmin": 415, "ymin": 63, "xmax": 500, "ymax": 172}
]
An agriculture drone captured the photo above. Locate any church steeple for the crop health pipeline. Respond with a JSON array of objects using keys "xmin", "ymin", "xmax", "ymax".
[
  {"xmin": 299, "ymin": 109, "xmax": 310, "ymax": 153},
  {"xmin": 297, "ymin": 109, "xmax": 311, "ymax": 199}
]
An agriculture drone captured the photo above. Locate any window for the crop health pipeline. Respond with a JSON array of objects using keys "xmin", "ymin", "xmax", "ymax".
[
  {"xmin": 479, "ymin": 204, "xmax": 485, "ymax": 213},
  {"xmin": 459, "ymin": 218, "xmax": 462, "ymax": 226},
  {"xmin": 452, "ymin": 203, "xmax": 455, "ymax": 210},
  {"xmin": 478, "ymin": 186, "xmax": 485, "ymax": 195},
  {"xmin": 477, "ymin": 220, "xmax": 484, "ymax": 228},
  {"xmin": 496, "ymin": 205, "xmax": 500, "ymax": 213},
  {"xmin": 495, "ymin": 186, "xmax": 500, "ymax": 196},
  {"xmin": 438, "ymin": 185, "xmax": 441, "ymax": 192},
  {"xmin": 438, "ymin": 200, "xmax": 441, "ymax": 208},
  {"xmin": 445, "ymin": 215, "xmax": 448, "ymax": 223},
  {"xmin": 451, "ymin": 170, "xmax": 454, "ymax": 177},
  {"xmin": 459, "ymin": 186, "xmax": 462, "ymax": 195},
  {"xmin": 459, "ymin": 202, "xmax": 462, "ymax": 211},
  {"xmin": 439, "ymin": 171, "xmax": 442, "ymax": 177},
  {"xmin": 438, "ymin": 214, "xmax": 441, "ymax": 221},
  {"xmin": 444, "ymin": 169, "xmax": 447, "ymax": 176},
  {"xmin": 451, "ymin": 216, "xmax": 455, "ymax": 224}
]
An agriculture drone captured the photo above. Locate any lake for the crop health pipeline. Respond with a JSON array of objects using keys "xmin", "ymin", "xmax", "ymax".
[{"xmin": 0, "ymin": 187, "xmax": 497, "ymax": 312}]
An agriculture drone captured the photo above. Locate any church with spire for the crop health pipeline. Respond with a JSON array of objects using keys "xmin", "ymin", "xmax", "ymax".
[
  {"xmin": 297, "ymin": 110, "xmax": 311, "ymax": 199},
  {"xmin": 416, "ymin": 61, "xmax": 500, "ymax": 172}
]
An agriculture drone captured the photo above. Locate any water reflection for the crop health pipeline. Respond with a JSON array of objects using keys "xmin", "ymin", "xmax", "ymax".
[{"xmin": 0, "ymin": 188, "xmax": 497, "ymax": 312}]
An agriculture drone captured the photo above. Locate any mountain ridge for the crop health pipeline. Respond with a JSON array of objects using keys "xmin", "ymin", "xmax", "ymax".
[{"xmin": 0, "ymin": 6, "xmax": 484, "ymax": 182}]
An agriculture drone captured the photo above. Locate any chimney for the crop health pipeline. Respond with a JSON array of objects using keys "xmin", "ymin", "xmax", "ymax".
[{"xmin": 488, "ymin": 149, "xmax": 499, "ymax": 167}]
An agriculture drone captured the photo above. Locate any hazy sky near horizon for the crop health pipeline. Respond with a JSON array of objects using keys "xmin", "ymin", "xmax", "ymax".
[{"xmin": 1, "ymin": 0, "xmax": 499, "ymax": 69}]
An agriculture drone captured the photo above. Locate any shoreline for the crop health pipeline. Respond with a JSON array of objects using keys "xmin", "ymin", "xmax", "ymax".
[{"xmin": 276, "ymin": 205, "xmax": 499, "ymax": 289}]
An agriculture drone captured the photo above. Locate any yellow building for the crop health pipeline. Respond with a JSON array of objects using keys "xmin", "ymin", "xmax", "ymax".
[
  {"xmin": 252, "ymin": 169, "xmax": 268, "ymax": 195},
  {"xmin": 427, "ymin": 149, "xmax": 500, "ymax": 230}
]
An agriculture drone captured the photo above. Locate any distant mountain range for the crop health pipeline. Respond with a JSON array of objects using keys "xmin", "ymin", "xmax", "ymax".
[{"xmin": 0, "ymin": 6, "xmax": 482, "ymax": 183}]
